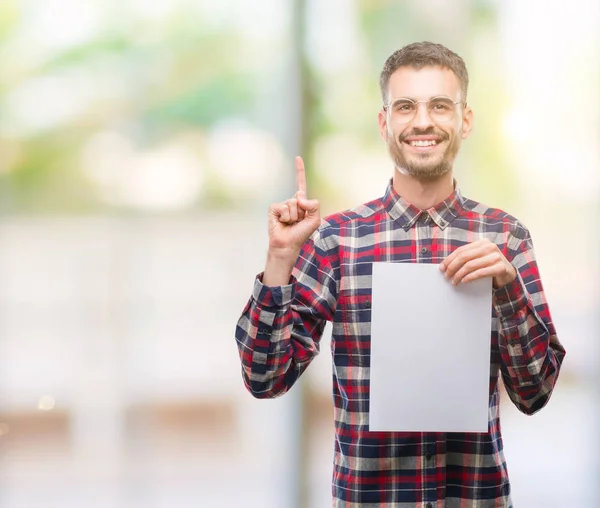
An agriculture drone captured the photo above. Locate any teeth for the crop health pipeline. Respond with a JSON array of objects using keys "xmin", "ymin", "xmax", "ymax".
[{"xmin": 410, "ymin": 140, "xmax": 437, "ymax": 147}]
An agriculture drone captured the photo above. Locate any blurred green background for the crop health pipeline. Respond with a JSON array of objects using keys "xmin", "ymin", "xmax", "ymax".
[{"xmin": 0, "ymin": 1, "xmax": 597, "ymax": 507}]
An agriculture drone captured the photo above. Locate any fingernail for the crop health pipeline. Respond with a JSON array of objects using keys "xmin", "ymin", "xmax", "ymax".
[
  {"xmin": 439, "ymin": 263, "xmax": 446, "ymax": 272},
  {"xmin": 451, "ymin": 279, "xmax": 456, "ymax": 285}
]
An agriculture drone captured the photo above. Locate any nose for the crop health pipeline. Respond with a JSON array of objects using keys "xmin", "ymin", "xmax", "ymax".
[{"xmin": 412, "ymin": 101, "xmax": 434, "ymax": 130}]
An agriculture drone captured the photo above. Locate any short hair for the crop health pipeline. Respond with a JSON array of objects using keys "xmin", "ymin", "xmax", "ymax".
[{"xmin": 379, "ymin": 41, "xmax": 469, "ymax": 103}]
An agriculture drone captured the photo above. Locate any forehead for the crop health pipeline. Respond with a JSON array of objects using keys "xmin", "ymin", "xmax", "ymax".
[{"xmin": 386, "ymin": 65, "xmax": 462, "ymax": 101}]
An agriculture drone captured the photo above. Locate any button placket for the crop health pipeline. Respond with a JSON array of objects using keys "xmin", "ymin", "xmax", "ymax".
[{"xmin": 417, "ymin": 214, "xmax": 431, "ymax": 258}]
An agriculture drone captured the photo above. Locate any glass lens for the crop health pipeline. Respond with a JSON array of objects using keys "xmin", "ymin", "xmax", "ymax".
[
  {"xmin": 428, "ymin": 97, "xmax": 455, "ymax": 123},
  {"xmin": 389, "ymin": 99, "xmax": 417, "ymax": 123},
  {"xmin": 388, "ymin": 97, "xmax": 457, "ymax": 123}
]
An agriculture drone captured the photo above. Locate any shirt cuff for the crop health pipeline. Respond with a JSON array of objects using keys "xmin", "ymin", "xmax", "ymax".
[
  {"xmin": 252, "ymin": 272, "xmax": 296, "ymax": 308},
  {"xmin": 493, "ymin": 273, "xmax": 529, "ymax": 318}
]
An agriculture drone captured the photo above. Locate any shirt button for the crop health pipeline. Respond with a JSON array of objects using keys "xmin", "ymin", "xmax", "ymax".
[
  {"xmin": 363, "ymin": 300, "xmax": 371, "ymax": 308},
  {"xmin": 425, "ymin": 503, "xmax": 433, "ymax": 508},
  {"xmin": 425, "ymin": 452, "xmax": 433, "ymax": 460},
  {"xmin": 421, "ymin": 247, "xmax": 427, "ymax": 254}
]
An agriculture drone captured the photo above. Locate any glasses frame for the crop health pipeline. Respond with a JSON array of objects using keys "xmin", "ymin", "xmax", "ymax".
[{"xmin": 382, "ymin": 96, "xmax": 467, "ymax": 124}]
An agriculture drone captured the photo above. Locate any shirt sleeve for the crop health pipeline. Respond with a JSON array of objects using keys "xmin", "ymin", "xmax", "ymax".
[
  {"xmin": 494, "ymin": 224, "xmax": 566, "ymax": 415},
  {"xmin": 234, "ymin": 228, "xmax": 338, "ymax": 398}
]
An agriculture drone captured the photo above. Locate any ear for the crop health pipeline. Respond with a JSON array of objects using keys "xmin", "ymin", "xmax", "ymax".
[
  {"xmin": 378, "ymin": 109, "xmax": 389, "ymax": 142},
  {"xmin": 461, "ymin": 105, "xmax": 474, "ymax": 139}
]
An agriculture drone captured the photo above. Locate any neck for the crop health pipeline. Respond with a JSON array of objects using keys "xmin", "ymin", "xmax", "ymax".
[{"xmin": 392, "ymin": 169, "xmax": 455, "ymax": 210}]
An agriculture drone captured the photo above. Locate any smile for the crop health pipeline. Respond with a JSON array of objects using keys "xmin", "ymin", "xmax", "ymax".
[
  {"xmin": 409, "ymin": 140, "xmax": 438, "ymax": 147},
  {"xmin": 402, "ymin": 137, "xmax": 444, "ymax": 151}
]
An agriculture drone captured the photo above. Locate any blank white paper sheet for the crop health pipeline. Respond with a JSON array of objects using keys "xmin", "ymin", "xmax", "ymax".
[{"xmin": 369, "ymin": 262, "xmax": 493, "ymax": 433}]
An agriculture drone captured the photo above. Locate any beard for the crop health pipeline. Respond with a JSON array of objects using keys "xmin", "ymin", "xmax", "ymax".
[{"xmin": 387, "ymin": 126, "xmax": 461, "ymax": 182}]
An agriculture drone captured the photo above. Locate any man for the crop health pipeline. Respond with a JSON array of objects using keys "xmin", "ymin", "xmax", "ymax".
[{"xmin": 235, "ymin": 41, "xmax": 566, "ymax": 507}]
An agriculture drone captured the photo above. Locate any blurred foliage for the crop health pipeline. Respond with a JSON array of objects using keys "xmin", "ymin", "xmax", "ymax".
[
  {"xmin": 0, "ymin": 0, "xmax": 533, "ymax": 215},
  {"xmin": 0, "ymin": 3, "xmax": 269, "ymax": 214}
]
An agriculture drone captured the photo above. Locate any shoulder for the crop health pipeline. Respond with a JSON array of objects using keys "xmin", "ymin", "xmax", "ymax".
[
  {"xmin": 460, "ymin": 195, "xmax": 530, "ymax": 242},
  {"xmin": 318, "ymin": 195, "xmax": 387, "ymax": 236}
]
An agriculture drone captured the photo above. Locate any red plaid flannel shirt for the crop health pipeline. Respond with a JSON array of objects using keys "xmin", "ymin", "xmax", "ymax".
[{"xmin": 235, "ymin": 181, "xmax": 566, "ymax": 507}]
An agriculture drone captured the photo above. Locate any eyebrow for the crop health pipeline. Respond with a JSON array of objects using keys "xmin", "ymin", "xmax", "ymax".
[{"xmin": 390, "ymin": 95, "xmax": 454, "ymax": 102}]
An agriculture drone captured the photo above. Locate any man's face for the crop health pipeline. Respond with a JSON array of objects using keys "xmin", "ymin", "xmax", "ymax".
[{"xmin": 378, "ymin": 66, "xmax": 473, "ymax": 181}]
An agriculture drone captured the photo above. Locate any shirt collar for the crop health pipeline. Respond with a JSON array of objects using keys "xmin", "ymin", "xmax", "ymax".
[{"xmin": 382, "ymin": 178, "xmax": 465, "ymax": 230}]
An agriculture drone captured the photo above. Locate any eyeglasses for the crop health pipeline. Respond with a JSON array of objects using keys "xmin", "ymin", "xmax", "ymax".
[{"xmin": 383, "ymin": 96, "xmax": 466, "ymax": 124}]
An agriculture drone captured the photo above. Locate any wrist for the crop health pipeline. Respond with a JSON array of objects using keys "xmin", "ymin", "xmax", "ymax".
[
  {"xmin": 263, "ymin": 248, "xmax": 300, "ymax": 286},
  {"xmin": 267, "ymin": 246, "xmax": 301, "ymax": 262},
  {"xmin": 492, "ymin": 261, "xmax": 517, "ymax": 289}
]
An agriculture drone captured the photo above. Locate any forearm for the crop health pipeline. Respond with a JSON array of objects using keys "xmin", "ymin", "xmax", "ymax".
[
  {"xmin": 236, "ymin": 235, "xmax": 337, "ymax": 398},
  {"xmin": 495, "ymin": 275, "xmax": 565, "ymax": 414},
  {"xmin": 236, "ymin": 278, "xmax": 299, "ymax": 398},
  {"xmin": 235, "ymin": 277, "xmax": 316, "ymax": 398}
]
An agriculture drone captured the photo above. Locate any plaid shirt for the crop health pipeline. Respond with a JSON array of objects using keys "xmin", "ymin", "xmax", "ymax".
[{"xmin": 235, "ymin": 180, "xmax": 566, "ymax": 507}]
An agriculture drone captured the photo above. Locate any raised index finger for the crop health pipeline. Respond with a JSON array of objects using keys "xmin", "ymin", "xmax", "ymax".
[{"xmin": 295, "ymin": 156, "xmax": 307, "ymax": 197}]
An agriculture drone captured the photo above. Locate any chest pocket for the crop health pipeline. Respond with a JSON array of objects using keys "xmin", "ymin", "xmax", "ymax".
[{"xmin": 333, "ymin": 290, "xmax": 372, "ymax": 367}]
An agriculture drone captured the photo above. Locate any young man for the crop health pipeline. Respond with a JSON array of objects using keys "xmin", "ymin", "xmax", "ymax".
[{"xmin": 235, "ymin": 42, "xmax": 566, "ymax": 507}]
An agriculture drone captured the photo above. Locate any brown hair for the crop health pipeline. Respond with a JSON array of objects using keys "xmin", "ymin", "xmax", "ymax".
[{"xmin": 379, "ymin": 42, "xmax": 469, "ymax": 103}]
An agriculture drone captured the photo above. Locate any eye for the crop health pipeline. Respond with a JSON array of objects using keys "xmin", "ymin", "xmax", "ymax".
[
  {"xmin": 393, "ymin": 101, "xmax": 415, "ymax": 113},
  {"xmin": 430, "ymin": 99, "xmax": 453, "ymax": 111}
]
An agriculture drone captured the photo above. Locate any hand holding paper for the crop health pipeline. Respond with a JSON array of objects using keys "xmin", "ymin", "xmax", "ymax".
[{"xmin": 439, "ymin": 238, "xmax": 517, "ymax": 288}]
